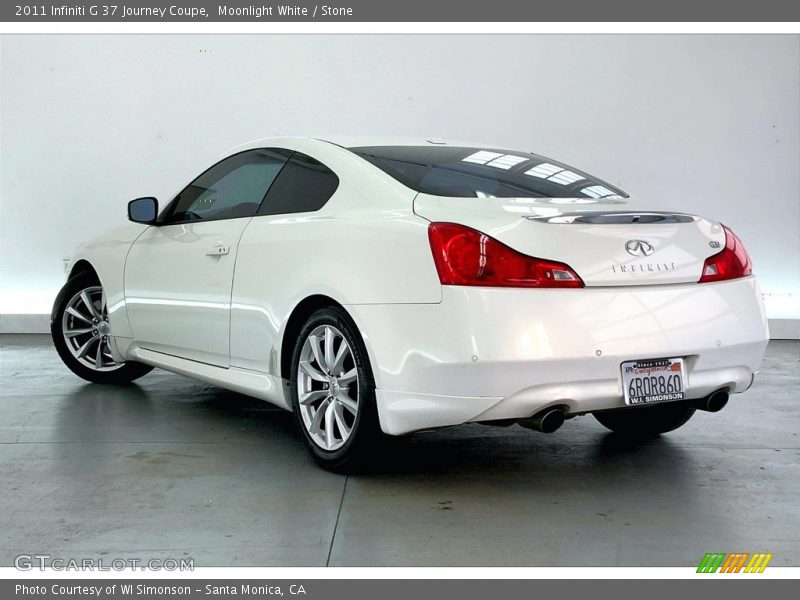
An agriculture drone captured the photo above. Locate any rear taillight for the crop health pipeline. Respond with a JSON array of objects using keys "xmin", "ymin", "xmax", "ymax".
[
  {"xmin": 427, "ymin": 222, "xmax": 584, "ymax": 288},
  {"xmin": 698, "ymin": 225, "xmax": 752, "ymax": 283}
]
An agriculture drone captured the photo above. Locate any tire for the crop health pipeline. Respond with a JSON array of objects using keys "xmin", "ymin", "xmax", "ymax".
[
  {"xmin": 51, "ymin": 273, "xmax": 153, "ymax": 384},
  {"xmin": 289, "ymin": 306, "xmax": 382, "ymax": 471},
  {"xmin": 593, "ymin": 402, "xmax": 696, "ymax": 437}
]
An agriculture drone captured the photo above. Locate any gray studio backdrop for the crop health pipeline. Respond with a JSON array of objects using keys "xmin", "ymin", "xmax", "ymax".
[{"xmin": 1, "ymin": 34, "xmax": 798, "ymax": 335}]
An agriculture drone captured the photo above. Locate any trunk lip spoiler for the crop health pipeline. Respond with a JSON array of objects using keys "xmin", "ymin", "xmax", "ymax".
[{"xmin": 524, "ymin": 211, "xmax": 697, "ymax": 225}]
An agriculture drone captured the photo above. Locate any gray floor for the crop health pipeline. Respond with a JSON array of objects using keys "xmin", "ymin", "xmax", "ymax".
[{"xmin": 0, "ymin": 335, "xmax": 797, "ymax": 567}]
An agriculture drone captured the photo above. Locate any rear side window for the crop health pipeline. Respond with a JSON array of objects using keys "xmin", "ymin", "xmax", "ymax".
[
  {"xmin": 166, "ymin": 148, "xmax": 292, "ymax": 224},
  {"xmin": 350, "ymin": 145, "xmax": 628, "ymax": 199},
  {"xmin": 257, "ymin": 152, "xmax": 339, "ymax": 216}
]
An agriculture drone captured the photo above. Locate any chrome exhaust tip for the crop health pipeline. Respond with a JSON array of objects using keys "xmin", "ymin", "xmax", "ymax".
[
  {"xmin": 518, "ymin": 407, "xmax": 566, "ymax": 434},
  {"xmin": 694, "ymin": 390, "xmax": 729, "ymax": 413}
]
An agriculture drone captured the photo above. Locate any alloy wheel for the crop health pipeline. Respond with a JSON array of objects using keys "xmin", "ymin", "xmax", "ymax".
[
  {"xmin": 296, "ymin": 325, "xmax": 360, "ymax": 451},
  {"xmin": 61, "ymin": 286, "xmax": 122, "ymax": 372}
]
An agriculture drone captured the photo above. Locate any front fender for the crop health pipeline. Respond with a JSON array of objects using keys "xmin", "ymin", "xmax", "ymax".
[{"xmin": 66, "ymin": 224, "xmax": 148, "ymax": 339}]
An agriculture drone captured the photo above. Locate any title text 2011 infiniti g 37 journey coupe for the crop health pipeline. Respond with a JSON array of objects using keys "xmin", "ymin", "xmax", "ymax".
[{"xmin": 52, "ymin": 136, "xmax": 769, "ymax": 469}]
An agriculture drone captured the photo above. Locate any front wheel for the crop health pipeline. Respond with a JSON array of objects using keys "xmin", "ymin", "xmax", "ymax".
[
  {"xmin": 593, "ymin": 402, "xmax": 696, "ymax": 437},
  {"xmin": 289, "ymin": 306, "xmax": 382, "ymax": 471},
  {"xmin": 51, "ymin": 274, "xmax": 153, "ymax": 384}
]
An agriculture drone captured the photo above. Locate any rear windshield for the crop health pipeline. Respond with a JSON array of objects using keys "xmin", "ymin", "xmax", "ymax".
[{"xmin": 349, "ymin": 145, "xmax": 628, "ymax": 199}]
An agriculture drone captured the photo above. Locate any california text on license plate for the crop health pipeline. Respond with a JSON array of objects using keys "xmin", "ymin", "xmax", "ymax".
[{"xmin": 621, "ymin": 358, "xmax": 686, "ymax": 405}]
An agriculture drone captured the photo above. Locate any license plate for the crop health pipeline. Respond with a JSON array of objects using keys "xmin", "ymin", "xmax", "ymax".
[{"xmin": 621, "ymin": 357, "xmax": 686, "ymax": 405}]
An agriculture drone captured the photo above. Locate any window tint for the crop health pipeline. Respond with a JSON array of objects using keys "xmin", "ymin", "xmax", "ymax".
[
  {"xmin": 257, "ymin": 152, "xmax": 339, "ymax": 216},
  {"xmin": 350, "ymin": 146, "xmax": 628, "ymax": 199},
  {"xmin": 167, "ymin": 148, "xmax": 292, "ymax": 224}
]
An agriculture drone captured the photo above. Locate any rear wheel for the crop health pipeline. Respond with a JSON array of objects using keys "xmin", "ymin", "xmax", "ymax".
[
  {"xmin": 593, "ymin": 402, "xmax": 695, "ymax": 437},
  {"xmin": 289, "ymin": 306, "xmax": 382, "ymax": 471},
  {"xmin": 51, "ymin": 274, "xmax": 153, "ymax": 384}
]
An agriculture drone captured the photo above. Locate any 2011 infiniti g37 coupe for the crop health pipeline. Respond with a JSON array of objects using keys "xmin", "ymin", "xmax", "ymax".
[{"xmin": 52, "ymin": 136, "xmax": 769, "ymax": 469}]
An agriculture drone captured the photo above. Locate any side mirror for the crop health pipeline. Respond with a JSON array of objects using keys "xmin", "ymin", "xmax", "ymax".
[{"xmin": 128, "ymin": 197, "xmax": 159, "ymax": 224}]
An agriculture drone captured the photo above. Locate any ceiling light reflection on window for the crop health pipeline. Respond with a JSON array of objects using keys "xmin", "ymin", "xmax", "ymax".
[
  {"xmin": 581, "ymin": 185, "xmax": 622, "ymax": 199},
  {"xmin": 462, "ymin": 151, "xmax": 528, "ymax": 170},
  {"xmin": 525, "ymin": 163, "xmax": 562, "ymax": 178},
  {"xmin": 486, "ymin": 154, "xmax": 527, "ymax": 170},
  {"xmin": 462, "ymin": 150, "xmax": 504, "ymax": 165},
  {"xmin": 525, "ymin": 163, "xmax": 585, "ymax": 186},
  {"xmin": 549, "ymin": 170, "xmax": 583, "ymax": 185}
]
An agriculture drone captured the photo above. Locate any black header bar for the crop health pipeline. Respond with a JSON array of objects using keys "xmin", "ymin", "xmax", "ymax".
[{"xmin": 5, "ymin": 0, "xmax": 800, "ymax": 22}]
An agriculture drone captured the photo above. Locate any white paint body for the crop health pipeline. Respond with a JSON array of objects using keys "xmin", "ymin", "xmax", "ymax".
[{"xmin": 66, "ymin": 137, "xmax": 769, "ymax": 435}]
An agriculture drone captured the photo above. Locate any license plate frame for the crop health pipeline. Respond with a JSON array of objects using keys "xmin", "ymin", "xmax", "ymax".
[{"xmin": 621, "ymin": 357, "xmax": 686, "ymax": 406}]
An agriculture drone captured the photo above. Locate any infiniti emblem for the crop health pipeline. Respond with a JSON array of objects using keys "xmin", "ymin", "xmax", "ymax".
[{"xmin": 625, "ymin": 239, "xmax": 655, "ymax": 257}]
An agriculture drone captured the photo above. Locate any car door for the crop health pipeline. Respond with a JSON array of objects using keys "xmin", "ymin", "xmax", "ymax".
[{"xmin": 124, "ymin": 148, "xmax": 292, "ymax": 367}]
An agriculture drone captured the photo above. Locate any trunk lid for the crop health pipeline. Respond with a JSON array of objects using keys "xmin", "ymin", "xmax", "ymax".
[{"xmin": 413, "ymin": 194, "xmax": 725, "ymax": 286}]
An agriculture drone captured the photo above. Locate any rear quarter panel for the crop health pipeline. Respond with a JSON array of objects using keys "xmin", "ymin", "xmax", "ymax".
[{"xmin": 229, "ymin": 139, "xmax": 442, "ymax": 374}]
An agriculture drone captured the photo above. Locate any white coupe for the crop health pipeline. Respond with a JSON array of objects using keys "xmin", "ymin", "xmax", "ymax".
[{"xmin": 51, "ymin": 137, "xmax": 769, "ymax": 469}]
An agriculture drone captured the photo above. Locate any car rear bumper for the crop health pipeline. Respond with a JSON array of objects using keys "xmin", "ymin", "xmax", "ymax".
[{"xmin": 347, "ymin": 277, "xmax": 769, "ymax": 435}]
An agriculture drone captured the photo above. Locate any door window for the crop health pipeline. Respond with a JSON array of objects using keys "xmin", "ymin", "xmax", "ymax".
[
  {"xmin": 166, "ymin": 148, "xmax": 292, "ymax": 224},
  {"xmin": 257, "ymin": 152, "xmax": 339, "ymax": 216}
]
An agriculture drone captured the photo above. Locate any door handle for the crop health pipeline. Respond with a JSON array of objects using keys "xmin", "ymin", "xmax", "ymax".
[{"xmin": 206, "ymin": 243, "xmax": 230, "ymax": 256}]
